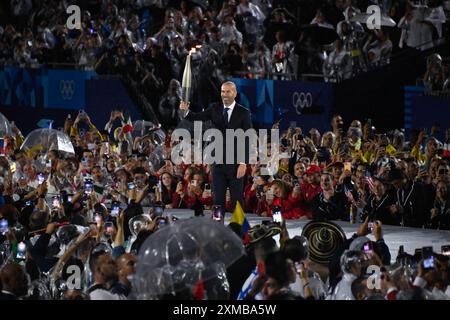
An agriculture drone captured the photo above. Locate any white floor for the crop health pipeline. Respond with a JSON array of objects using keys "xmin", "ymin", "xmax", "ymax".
[{"xmin": 164, "ymin": 209, "xmax": 450, "ymax": 263}]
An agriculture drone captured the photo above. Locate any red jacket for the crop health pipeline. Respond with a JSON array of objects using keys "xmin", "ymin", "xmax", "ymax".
[
  {"xmin": 270, "ymin": 194, "xmax": 303, "ymax": 219},
  {"xmin": 299, "ymin": 183, "xmax": 322, "ymax": 219},
  {"xmin": 172, "ymin": 184, "xmax": 213, "ymax": 208}
]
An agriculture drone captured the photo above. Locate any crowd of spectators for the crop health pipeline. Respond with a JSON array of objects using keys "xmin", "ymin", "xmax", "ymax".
[
  {"xmin": 1, "ymin": 1, "xmax": 448, "ymax": 99},
  {"xmin": 0, "ymin": 107, "xmax": 448, "ymax": 299}
]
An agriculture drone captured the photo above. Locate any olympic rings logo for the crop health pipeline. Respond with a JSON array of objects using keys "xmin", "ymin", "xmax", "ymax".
[
  {"xmin": 60, "ymin": 80, "xmax": 75, "ymax": 101},
  {"xmin": 292, "ymin": 92, "xmax": 313, "ymax": 115}
]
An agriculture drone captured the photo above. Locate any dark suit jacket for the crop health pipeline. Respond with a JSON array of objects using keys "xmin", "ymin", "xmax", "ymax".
[
  {"xmin": 185, "ymin": 102, "xmax": 253, "ymax": 164},
  {"xmin": 0, "ymin": 292, "xmax": 18, "ymax": 300}
]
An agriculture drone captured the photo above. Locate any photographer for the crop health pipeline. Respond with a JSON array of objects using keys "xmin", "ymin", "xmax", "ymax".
[{"xmin": 263, "ymin": 179, "xmax": 302, "ymax": 220}]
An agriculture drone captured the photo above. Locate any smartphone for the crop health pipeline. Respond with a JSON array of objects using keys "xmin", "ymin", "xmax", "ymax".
[
  {"xmin": 344, "ymin": 162, "xmax": 352, "ymax": 172},
  {"xmin": 293, "ymin": 179, "xmax": 300, "ymax": 188},
  {"xmin": 158, "ymin": 179, "xmax": 162, "ymax": 193},
  {"xmin": 37, "ymin": 172, "xmax": 45, "ymax": 185},
  {"xmin": 363, "ymin": 241, "xmax": 374, "ymax": 256},
  {"xmin": 294, "ymin": 262, "xmax": 302, "ymax": 274},
  {"xmin": 158, "ymin": 218, "xmax": 167, "ymax": 227},
  {"xmin": 84, "ymin": 180, "xmax": 93, "ymax": 195},
  {"xmin": 52, "ymin": 196, "xmax": 60, "ymax": 208},
  {"xmin": 16, "ymin": 242, "xmax": 26, "ymax": 260},
  {"xmin": 204, "ymin": 183, "xmax": 211, "ymax": 191},
  {"xmin": 103, "ymin": 142, "xmax": 110, "ymax": 154},
  {"xmin": 104, "ymin": 222, "xmax": 114, "ymax": 234},
  {"xmin": 441, "ymin": 245, "xmax": 450, "ymax": 256},
  {"xmin": 127, "ymin": 182, "xmax": 135, "ymax": 190},
  {"xmin": 367, "ymin": 222, "xmax": 374, "ymax": 234},
  {"xmin": 191, "ymin": 180, "xmax": 197, "ymax": 187},
  {"xmin": 46, "ymin": 159, "xmax": 52, "ymax": 168},
  {"xmin": 25, "ymin": 200, "xmax": 33, "ymax": 206},
  {"xmin": 211, "ymin": 205, "xmax": 223, "ymax": 221},
  {"xmin": 94, "ymin": 213, "xmax": 102, "ymax": 223},
  {"xmin": 81, "ymin": 157, "xmax": 88, "ymax": 166},
  {"xmin": 9, "ymin": 162, "xmax": 16, "ymax": 173},
  {"xmin": 0, "ymin": 219, "xmax": 8, "ymax": 234},
  {"xmin": 0, "ymin": 138, "xmax": 5, "ymax": 156},
  {"xmin": 422, "ymin": 246, "xmax": 435, "ymax": 270},
  {"xmin": 110, "ymin": 201, "xmax": 120, "ymax": 217},
  {"xmin": 67, "ymin": 196, "xmax": 73, "ymax": 203},
  {"xmin": 272, "ymin": 205, "xmax": 283, "ymax": 223},
  {"xmin": 256, "ymin": 184, "xmax": 264, "ymax": 194},
  {"xmin": 153, "ymin": 204, "xmax": 164, "ymax": 217}
]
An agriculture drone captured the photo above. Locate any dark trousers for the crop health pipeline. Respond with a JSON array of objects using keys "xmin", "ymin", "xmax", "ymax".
[{"xmin": 211, "ymin": 164, "xmax": 244, "ymax": 212}]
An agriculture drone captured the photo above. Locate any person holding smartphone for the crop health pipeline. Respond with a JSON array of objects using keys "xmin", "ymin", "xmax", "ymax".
[
  {"xmin": 264, "ymin": 180, "xmax": 302, "ymax": 219},
  {"xmin": 244, "ymin": 174, "xmax": 269, "ymax": 214},
  {"xmin": 172, "ymin": 171, "xmax": 212, "ymax": 209},
  {"xmin": 157, "ymin": 172, "xmax": 177, "ymax": 209}
]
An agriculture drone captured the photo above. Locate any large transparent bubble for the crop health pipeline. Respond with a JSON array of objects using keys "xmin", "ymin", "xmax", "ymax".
[{"xmin": 131, "ymin": 217, "xmax": 244, "ymax": 299}]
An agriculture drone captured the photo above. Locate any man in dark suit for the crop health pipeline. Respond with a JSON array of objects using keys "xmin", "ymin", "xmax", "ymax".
[{"xmin": 179, "ymin": 81, "xmax": 253, "ymax": 212}]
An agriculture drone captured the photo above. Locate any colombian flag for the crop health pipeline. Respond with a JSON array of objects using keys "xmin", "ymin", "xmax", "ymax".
[{"xmin": 230, "ymin": 201, "xmax": 251, "ymax": 245}]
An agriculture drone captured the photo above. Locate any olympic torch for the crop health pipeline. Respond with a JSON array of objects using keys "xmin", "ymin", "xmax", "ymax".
[{"xmin": 181, "ymin": 49, "xmax": 194, "ymax": 114}]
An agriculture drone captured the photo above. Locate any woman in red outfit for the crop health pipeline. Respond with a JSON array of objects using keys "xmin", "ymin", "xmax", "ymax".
[
  {"xmin": 257, "ymin": 179, "xmax": 303, "ymax": 219},
  {"xmin": 244, "ymin": 175, "xmax": 270, "ymax": 214},
  {"xmin": 172, "ymin": 170, "xmax": 213, "ymax": 208}
]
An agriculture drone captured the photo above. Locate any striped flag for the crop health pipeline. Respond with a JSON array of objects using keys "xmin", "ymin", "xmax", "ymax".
[
  {"xmin": 365, "ymin": 176, "xmax": 376, "ymax": 194},
  {"xmin": 230, "ymin": 201, "xmax": 251, "ymax": 244}
]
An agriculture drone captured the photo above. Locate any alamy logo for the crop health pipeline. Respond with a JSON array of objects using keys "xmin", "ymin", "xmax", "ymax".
[
  {"xmin": 66, "ymin": 5, "xmax": 81, "ymax": 30},
  {"xmin": 60, "ymin": 80, "xmax": 75, "ymax": 100},
  {"xmin": 66, "ymin": 265, "xmax": 82, "ymax": 290},
  {"xmin": 366, "ymin": 265, "xmax": 381, "ymax": 290},
  {"xmin": 366, "ymin": 5, "xmax": 381, "ymax": 30},
  {"xmin": 170, "ymin": 122, "xmax": 289, "ymax": 175}
]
